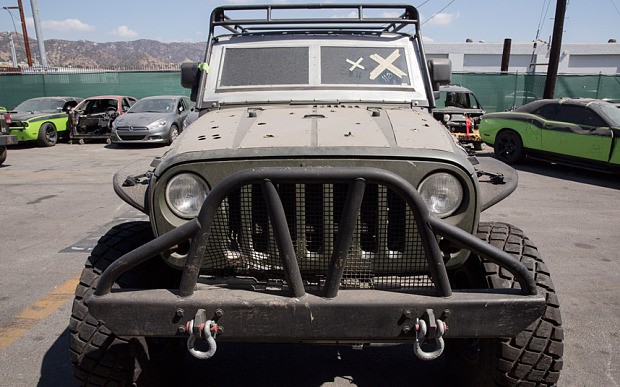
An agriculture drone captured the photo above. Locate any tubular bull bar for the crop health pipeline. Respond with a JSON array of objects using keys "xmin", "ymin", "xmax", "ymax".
[{"xmin": 89, "ymin": 167, "xmax": 544, "ymax": 344}]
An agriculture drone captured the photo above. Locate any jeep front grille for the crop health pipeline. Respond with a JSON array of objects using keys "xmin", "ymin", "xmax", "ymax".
[{"xmin": 201, "ymin": 182, "xmax": 433, "ymax": 291}]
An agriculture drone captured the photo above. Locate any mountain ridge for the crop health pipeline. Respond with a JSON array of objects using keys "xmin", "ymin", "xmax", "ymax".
[{"xmin": 0, "ymin": 32, "xmax": 205, "ymax": 68}]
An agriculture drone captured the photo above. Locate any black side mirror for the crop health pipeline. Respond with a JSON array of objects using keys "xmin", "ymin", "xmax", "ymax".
[
  {"xmin": 181, "ymin": 62, "xmax": 199, "ymax": 89},
  {"xmin": 428, "ymin": 58, "xmax": 452, "ymax": 91}
]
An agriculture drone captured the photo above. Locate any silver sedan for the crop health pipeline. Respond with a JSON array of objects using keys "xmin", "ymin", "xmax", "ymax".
[{"xmin": 111, "ymin": 95, "xmax": 194, "ymax": 145}]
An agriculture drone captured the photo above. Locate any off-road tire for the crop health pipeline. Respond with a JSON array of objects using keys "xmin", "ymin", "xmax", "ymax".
[
  {"xmin": 448, "ymin": 222, "xmax": 563, "ymax": 386},
  {"xmin": 37, "ymin": 122, "xmax": 58, "ymax": 147},
  {"xmin": 69, "ymin": 221, "xmax": 182, "ymax": 386},
  {"xmin": 494, "ymin": 130, "xmax": 524, "ymax": 164},
  {"xmin": 0, "ymin": 146, "xmax": 6, "ymax": 165}
]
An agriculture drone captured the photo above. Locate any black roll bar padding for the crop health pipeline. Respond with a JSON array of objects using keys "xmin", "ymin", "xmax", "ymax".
[
  {"xmin": 323, "ymin": 178, "xmax": 367, "ymax": 298},
  {"xmin": 262, "ymin": 179, "xmax": 306, "ymax": 298},
  {"xmin": 428, "ymin": 217, "xmax": 538, "ymax": 296},
  {"xmin": 94, "ymin": 219, "xmax": 201, "ymax": 297},
  {"xmin": 94, "ymin": 167, "xmax": 536, "ymax": 299}
]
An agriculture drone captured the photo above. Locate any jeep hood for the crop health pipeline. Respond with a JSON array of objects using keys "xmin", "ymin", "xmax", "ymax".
[{"xmin": 167, "ymin": 106, "xmax": 457, "ymax": 158}]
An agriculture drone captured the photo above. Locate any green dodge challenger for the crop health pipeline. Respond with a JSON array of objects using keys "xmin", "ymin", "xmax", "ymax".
[
  {"xmin": 7, "ymin": 97, "xmax": 82, "ymax": 146},
  {"xmin": 479, "ymin": 98, "xmax": 620, "ymax": 171}
]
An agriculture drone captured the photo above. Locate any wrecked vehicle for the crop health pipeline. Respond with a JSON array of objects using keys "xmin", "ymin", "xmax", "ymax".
[
  {"xmin": 70, "ymin": 4, "xmax": 564, "ymax": 386},
  {"xmin": 432, "ymin": 84, "xmax": 485, "ymax": 150},
  {"xmin": 69, "ymin": 95, "xmax": 137, "ymax": 144}
]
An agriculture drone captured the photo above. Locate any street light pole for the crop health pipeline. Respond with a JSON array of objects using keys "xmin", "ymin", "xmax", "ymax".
[
  {"xmin": 3, "ymin": 5, "xmax": 32, "ymax": 66},
  {"xmin": 3, "ymin": 7, "xmax": 20, "ymax": 66}
]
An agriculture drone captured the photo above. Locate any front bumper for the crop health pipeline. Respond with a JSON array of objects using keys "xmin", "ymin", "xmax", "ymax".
[
  {"xmin": 90, "ymin": 167, "xmax": 544, "ymax": 342},
  {"xmin": 111, "ymin": 127, "xmax": 167, "ymax": 143}
]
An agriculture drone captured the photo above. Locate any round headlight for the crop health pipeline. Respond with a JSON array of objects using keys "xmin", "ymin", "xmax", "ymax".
[
  {"xmin": 418, "ymin": 173, "xmax": 463, "ymax": 218},
  {"xmin": 165, "ymin": 173, "xmax": 209, "ymax": 219}
]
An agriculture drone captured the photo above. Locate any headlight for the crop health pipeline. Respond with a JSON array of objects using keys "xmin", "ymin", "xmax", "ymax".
[
  {"xmin": 418, "ymin": 172, "xmax": 463, "ymax": 218},
  {"xmin": 149, "ymin": 119, "xmax": 167, "ymax": 128},
  {"xmin": 165, "ymin": 173, "xmax": 209, "ymax": 219},
  {"xmin": 442, "ymin": 114, "xmax": 451, "ymax": 123}
]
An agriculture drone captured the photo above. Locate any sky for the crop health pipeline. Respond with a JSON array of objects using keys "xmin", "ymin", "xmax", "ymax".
[{"xmin": 0, "ymin": 0, "xmax": 618, "ymax": 45}]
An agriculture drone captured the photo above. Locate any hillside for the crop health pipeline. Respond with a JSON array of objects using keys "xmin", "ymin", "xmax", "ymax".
[{"xmin": 0, "ymin": 32, "xmax": 205, "ymax": 69}]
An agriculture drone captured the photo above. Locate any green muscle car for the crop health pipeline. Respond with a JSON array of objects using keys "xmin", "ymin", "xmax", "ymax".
[
  {"xmin": 7, "ymin": 97, "xmax": 82, "ymax": 146},
  {"xmin": 479, "ymin": 98, "xmax": 620, "ymax": 171}
]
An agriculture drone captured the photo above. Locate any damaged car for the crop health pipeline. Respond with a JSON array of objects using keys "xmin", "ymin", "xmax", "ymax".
[{"xmin": 69, "ymin": 95, "xmax": 137, "ymax": 144}]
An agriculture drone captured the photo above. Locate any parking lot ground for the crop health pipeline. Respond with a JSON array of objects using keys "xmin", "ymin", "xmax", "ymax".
[{"xmin": 0, "ymin": 143, "xmax": 618, "ymax": 386}]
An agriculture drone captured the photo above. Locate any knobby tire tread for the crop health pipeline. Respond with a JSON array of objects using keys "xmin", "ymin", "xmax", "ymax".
[
  {"xmin": 475, "ymin": 222, "xmax": 564, "ymax": 386},
  {"xmin": 69, "ymin": 222, "xmax": 155, "ymax": 387}
]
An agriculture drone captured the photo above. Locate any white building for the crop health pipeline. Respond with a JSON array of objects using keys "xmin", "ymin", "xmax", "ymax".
[{"xmin": 425, "ymin": 41, "xmax": 620, "ymax": 75}]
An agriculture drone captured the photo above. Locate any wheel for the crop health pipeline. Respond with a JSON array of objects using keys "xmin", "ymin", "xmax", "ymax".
[
  {"xmin": 473, "ymin": 141, "xmax": 485, "ymax": 151},
  {"xmin": 494, "ymin": 130, "xmax": 524, "ymax": 164},
  {"xmin": 37, "ymin": 123, "xmax": 58, "ymax": 147},
  {"xmin": 447, "ymin": 222, "xmax": 563, "ymax": 386},
  {"xmin": 167, "ymin": 124, "xmax": 179, "ymax": 145},
  {"xmin": 69, "ymin": 221, "xmax": 182, "ymax": 386},
  {"xmin": 0, "ymin": 146, "xmax": 6, "ymax": 165}
]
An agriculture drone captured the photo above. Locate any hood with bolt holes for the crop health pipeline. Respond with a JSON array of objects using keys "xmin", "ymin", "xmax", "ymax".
[{"xmin": 166, "ymin": 105, "xmax": 457, "ymax": 160}]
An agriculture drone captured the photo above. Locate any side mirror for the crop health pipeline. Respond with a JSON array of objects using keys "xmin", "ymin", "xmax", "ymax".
[
  {"xmin": 181, "ymin": 62, "xmax": 199, "ymax": 89},
  {"xmin": 428, "ymin": 58, "xmax": 451, "ymax": 91}
]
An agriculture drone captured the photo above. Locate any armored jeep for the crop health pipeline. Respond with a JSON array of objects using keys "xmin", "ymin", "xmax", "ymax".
[{"xmin": 70, "ymin": 4, "xmax": 563, "ymax": 386}]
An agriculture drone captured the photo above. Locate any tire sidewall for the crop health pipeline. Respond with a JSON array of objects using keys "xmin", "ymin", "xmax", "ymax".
[
  {"xmin": 38, "ymin": 123, "xmax": 57, "ymax": 147},
  {"xmin": 494, "ymin": 130, "xmax": 524, "ymax": 164}
]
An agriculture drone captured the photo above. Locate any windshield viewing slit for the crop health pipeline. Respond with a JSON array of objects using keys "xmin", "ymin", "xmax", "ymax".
[{"xmin": 218, "ymin": 45, "xmax": 412, "ymax": 89}]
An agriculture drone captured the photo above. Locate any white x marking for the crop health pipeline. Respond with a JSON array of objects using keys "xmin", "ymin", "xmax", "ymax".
[
  {"xmin": 369, "ymin": 50, "xmax": 407, "ymax": 80},
  {"xmin": 346, "ymin": 57, "xmax": 365, "ymax": 71}
]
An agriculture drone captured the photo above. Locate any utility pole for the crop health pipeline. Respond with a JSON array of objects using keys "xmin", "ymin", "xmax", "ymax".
[
  {"xmin": 15, "ymin": 0, "xmax": 33, "ymax": 66},
  {"xmin": 30, "ymin": 0, "xmax": 47, "ymax": 66},
  {"xmin": 543, "ymin": 0, "xmax": 567, "ymax": 99}
]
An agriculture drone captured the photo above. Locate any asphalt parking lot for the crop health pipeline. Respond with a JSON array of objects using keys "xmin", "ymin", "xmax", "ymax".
[{"xmin": 0, "ymin": 142, "xmax": 618, "ymax": 386}]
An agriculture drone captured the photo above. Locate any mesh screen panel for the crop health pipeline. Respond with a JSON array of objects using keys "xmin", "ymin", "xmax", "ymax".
[{"xmin": 200, "ymin": 182, "xmax": 434, "ymax": 291}]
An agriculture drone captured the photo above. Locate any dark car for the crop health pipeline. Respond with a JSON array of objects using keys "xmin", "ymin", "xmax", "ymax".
[
  {"xmin": 110, "ymin": 95, "xmax": 194, "ymax": 145},
  {"xmin": 479, "ymin": 98, "xmax": 620, "ymax": 170}
]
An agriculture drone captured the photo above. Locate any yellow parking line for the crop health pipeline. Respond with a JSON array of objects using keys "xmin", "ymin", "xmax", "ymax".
[{"xmin": 0, "ymin": 274, "xmax": 80, "ymax": 352}]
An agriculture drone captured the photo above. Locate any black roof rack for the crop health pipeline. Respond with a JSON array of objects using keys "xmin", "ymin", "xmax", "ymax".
[{"xmin": 209, "ymin": 4, "xmax": 420, "ymax": 36}]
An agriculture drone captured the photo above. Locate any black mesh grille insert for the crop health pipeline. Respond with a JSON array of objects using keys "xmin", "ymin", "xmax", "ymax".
[{"xmin": 201, "ymin": 183, "xmax": 434, "ymax": 290}]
